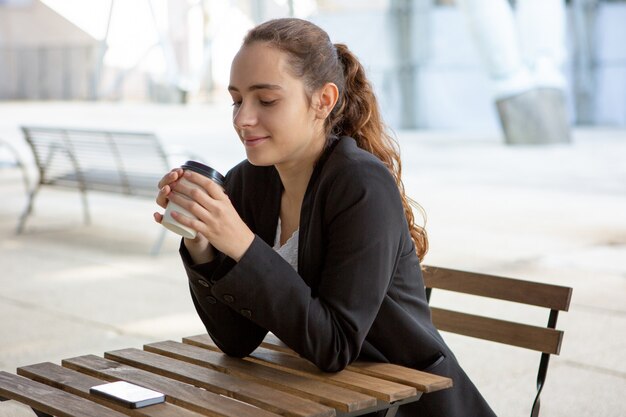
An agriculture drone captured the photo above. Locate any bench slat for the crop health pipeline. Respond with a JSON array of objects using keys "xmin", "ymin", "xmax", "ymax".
[
  {"xmin": 430, "ymin": 307, "xmax": 565, "ymax": 354},
  {"xmin": 17, "ymin": 362, "xmax": 203, "ymax": 417},
  {"xmin": 62, "ymin": 354, "xmax": 281, "ymax": 417},
  {"xmin": 104, "ymin": 348, "xmax": 334, "ymax": 417},
  {"xmin": 259, "ymin": 334, "xmax": 452, "ymax": 394},
  {"xmin": 183, "ymin": 335, "xmax": 417, "ymax": 403},
  {"xmin": 48, "ymin": 169, "xmax": 160, "ymax": 196},
  {"xmin": 22, "ymin": 126, "xmax": 169, "ymax": 198},
  {"xmin": 423, "ymin": 266, "xmax": 573, "ymax": 311},
  {"xmin": 0, "ymin": 371, "xmax": 128, "ymax": 417},
  {"xmin": 145, "ymin": 340, "xmax": 376, "ymax": 413}
]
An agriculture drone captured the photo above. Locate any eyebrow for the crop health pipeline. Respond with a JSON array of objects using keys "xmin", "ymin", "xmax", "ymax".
[{"xmin": 228, "ymin": 83, "xmax": 283, "ymax": 92}]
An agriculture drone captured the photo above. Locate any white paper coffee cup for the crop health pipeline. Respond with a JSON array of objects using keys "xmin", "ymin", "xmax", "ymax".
[{"xmin": 161, "ymin": 161, "xmax": 225, "ymax": 239}]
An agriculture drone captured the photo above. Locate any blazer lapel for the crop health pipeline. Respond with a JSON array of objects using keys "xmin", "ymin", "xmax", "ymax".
[
  {"xmin": 298, "ymin": 136, "xmax": 342, "ymax": 282},
  {"xmin": 254, "ymin": 167, "xmax": 282, "ymax": 248}
]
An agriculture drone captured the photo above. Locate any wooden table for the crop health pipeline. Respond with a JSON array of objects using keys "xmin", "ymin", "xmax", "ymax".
[{"xmin": 0, "ymin": 334, "xmax": 452, "ymax": 417}]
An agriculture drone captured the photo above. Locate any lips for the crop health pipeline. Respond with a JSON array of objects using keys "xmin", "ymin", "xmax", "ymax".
[{"xmin": 243, "ymin": 136, "xmax": 269, "ymax": 146}]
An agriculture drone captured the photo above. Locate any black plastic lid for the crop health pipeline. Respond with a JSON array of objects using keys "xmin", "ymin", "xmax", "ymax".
[{"xmin": 181, "ymin": 161, "xmax": 225, "ymax": 186}]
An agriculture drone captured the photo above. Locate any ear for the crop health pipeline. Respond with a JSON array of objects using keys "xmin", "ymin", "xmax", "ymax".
[{"xmin": 312, "ymin": 82, "xmax": 339, "ymax": 120}]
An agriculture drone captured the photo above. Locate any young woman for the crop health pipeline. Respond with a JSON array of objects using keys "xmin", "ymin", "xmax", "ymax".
[{"xmin": 155, "ymin": 18, "xmax": 496, "ymax": 417}]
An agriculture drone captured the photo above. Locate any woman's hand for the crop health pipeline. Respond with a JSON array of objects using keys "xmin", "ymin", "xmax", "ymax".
[
  {"xmin": 154, "ymin": 168, "xmax": 214, "ymax": 263},
  {"xmin": 163, "ymin": 169, "xmax": 254, "ymax": 262},
  {"xmin": 155, "ymin": 168, "xmax": 183, "ymax": 211}
]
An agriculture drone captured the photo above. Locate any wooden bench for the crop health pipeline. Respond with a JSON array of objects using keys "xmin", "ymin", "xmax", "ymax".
[
  {"xmin": 16, "ymin": 126, "xmax": 202, "ymax": 254},
  {"xmin": 0, "ymin": 333, "xmax": 452, "ymax": 417},
  {"xmin": 422, "ymin": 265, "xmax": 573, "ymax": 417}
]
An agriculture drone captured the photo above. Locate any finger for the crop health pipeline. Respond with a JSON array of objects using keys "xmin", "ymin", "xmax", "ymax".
[
  {"xmin": 205, "ymin": 178, "xmax": 228, "ymax": 200},
  {"xmin": 153, "ymin": 212, "xmax": 163, "ymax": 223},
  {"xmin": 170, "ymin": 177, "xmax": 196, "ymax": 198},
  {"xmin": 183, "ymin": 170, "xmax": 227, "ymax": 200},
  {"xmin": 157, "ymin": 168, "xmax": 183, "ymax": 189},
  {"xmin": 156, "ymin": 173, "xmax": 173, "ymax": 190},
  {"xmin": 170, "ymin": 209, "xmax": 208, "ymax": 237},
  {"xmin": 166, "ymin": 190, "xmax": 206, "ymax": 215},
  {"xmin": 172, "ymin": 176, "xmax": 222, "ymax": 206},
  {"xmin": 155, "ymin": 185, "xmax": 172, "ymax": 208},
  {"xmin": 167, "ymin": 189, "xmax": 220, "ymax": 226}
]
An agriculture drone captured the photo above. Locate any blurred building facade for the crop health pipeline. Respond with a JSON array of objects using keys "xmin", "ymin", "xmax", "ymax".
[
  {"xmin": 311, "ymin": 0, "xmax": 626, "ymax": 129},
  {"xmin": 0, "ymin": 0, "xmax": 99, "ymax": 100},
  {"xmin": 0, "ymin": 0, "xmax": 625, "ymax": 129}
]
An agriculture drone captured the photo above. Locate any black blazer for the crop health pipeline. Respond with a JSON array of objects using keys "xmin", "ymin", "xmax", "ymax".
[{"xmin": 181, "ymin": 136, "xmax": 496, "ymax": 417}]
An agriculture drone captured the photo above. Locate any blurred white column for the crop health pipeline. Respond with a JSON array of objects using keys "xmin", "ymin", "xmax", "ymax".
[
  {"xmin": 457, "ymin": 0, "xmax": 568, "ymax": 97},
  {"xmin": 516, "ymin": 0, "xmax": 568, "ymax": 89},
  {"xmin": 456, "ymin": 0, "xmax": 534, "ymax": 99},
  {"xmin": 456, "ymin": 0, "xmax": 570, "ymax": 144}
]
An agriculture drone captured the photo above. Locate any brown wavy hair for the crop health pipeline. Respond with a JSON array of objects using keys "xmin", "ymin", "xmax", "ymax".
[{"xmin": 244, "ymin": 18, "xmax": 428, "ymax": 261}]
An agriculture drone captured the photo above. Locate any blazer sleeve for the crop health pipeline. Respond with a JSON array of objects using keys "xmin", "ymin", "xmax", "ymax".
[
  {"xmin": 179, "ymin": 162, "xmax": 271, "ymax": 357},
  {"xmin": 208, "ymin": 160, "xmax": 407, "ymax": 371},
  {"xmin": 181, "ymin": 244, "xmax": 269, "ymax": 356}
]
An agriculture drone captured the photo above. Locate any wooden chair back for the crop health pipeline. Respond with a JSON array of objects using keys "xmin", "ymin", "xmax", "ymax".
[{"xmin": 422, "ymin": 265, "xmax": 572, "ymax": 417}]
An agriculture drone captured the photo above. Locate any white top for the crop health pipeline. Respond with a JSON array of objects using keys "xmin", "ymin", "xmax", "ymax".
[{"xmin": 273, "ymin": 217, "xmax": 299, "ymax": 271}]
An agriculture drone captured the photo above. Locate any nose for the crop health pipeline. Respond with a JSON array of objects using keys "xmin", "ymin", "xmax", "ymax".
[{"xmin": 233, "ymin": 100, "xmax": 257, "ymax": 131}]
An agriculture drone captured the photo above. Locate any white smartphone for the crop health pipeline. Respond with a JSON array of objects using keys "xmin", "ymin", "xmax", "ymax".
[{"xmin": 89, "ymin": 381, "xmax": 165, "ymax": 408}]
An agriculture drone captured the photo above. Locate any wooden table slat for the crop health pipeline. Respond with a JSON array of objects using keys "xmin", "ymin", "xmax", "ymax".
[
  {"xmin": 0, "ymin": 371, "xmax": 128, "ymax": 417},
  {"xmin": 261, "ymin": 333, "xmax": 294, "ymax": 354},
  {"xmin": 17, "ymin": 362, "xmax": 203, "ymax": 417},
  {"xmin": 259, "ymin": 334, "xmax": 452, "ymax": 393},
  {"xmin": 104, "ymin": 348, "xmax": 335, "ymax": 417},
  {"xmin": 347, "ymin": 362, "xmax": 452, "ymax": 393},
  {"xmin": 145, "ymin": 340, "xmax": 376, "ymax": 413},
  {"xmin": 183, "ymin": 335, "xmax": 417, "ymax": 402},
  {"xmin": 62, "ymin": 355, "xmax": 281, "ymax": 417},
  {"xmin": 2, "ymin": 334, "xmax": 445, "ymax": 417}
]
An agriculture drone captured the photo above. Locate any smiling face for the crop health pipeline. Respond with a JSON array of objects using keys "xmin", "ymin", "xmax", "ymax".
[{"xmin": 228, "ymin": 42, "xmax": 327, "ymax": 169}]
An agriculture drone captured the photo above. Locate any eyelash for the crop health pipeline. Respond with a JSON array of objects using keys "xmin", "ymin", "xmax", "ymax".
[{"xmin": 231, "ymin": 99, "xmax": 277, "ymax": 107}]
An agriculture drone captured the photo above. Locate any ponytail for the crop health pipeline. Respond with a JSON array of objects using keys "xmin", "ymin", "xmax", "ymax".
[
  {"xmin": 331, "ymin": 44, "xmax": 428, "ymax": 261},
  {"xmin": 244, "ymin": 18, "xmax": 428, "ymax": 261}
]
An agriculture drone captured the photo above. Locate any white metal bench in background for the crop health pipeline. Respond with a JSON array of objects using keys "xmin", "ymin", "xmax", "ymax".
[
  {"xmin": 0, "ymin": 137, "xmax": 31, "ymax": 193},
  {"xmin": 17, "ymin": 126, "xmax": 202, "ymax": 255}
]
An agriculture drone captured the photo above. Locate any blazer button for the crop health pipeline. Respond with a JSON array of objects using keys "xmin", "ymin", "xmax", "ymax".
[
  {"xmin": 206, "ymin": 296, "xmax": 217, "ymax": 304},
  {"xmin": 240, "ymin": 309, "xmax": 252, "ymax": 318},
  {"xmin": 198, "ymin": 279, "xmax": 210, "ymax": 288},
  {"xmin": 223, "ymin": 294, "xmax": 235, "ymax": 303}
]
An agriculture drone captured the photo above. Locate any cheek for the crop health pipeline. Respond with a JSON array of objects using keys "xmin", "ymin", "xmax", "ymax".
[
  {"xmin": 254, "ymin": 98, "xmax": 316, "ymax": 138},
  {"xmin": 281, "ymin": 103, "xmax": 316, "ymax": 128}
]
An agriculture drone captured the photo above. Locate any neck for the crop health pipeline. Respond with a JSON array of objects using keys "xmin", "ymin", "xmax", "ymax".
[
  {"xmin": 276, "ymin": 157, "xmax": 315, "ymax": 206},
  {"xmin": 275, "ymin": 134, "xmax": 326, "ymax": 206}
]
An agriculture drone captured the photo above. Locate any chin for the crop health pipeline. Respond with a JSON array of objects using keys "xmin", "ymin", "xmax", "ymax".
[{"xmin": 245, "ymin": 153, "xmax": 275, "ymax": 167}]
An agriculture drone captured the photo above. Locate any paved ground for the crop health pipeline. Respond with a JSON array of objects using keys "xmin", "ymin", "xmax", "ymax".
[{"xmin": 1, "ymin": 101, "xmax": 625, "ymax": 417}]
